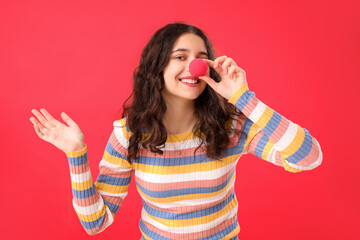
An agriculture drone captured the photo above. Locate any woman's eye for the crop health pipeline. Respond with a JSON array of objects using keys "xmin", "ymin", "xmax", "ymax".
[{"xmin": 175, "ymin": 56, "xmax": 185, "ymax": 60}]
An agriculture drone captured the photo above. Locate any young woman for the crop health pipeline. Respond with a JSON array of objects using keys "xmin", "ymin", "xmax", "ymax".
[{"xmin": 30, "ymin": 23, "xmax": 323, "ymax": 239}]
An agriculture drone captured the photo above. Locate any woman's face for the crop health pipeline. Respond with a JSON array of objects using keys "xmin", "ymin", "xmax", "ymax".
[{"xmin": 162, "ymin": 33, "xmax": 210, "ymax": 103}]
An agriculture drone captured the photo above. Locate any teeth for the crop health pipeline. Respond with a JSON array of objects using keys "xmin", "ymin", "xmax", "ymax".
[{"xmin": 180, "ymin": 79, "xmax": 198, "ymax": 84}]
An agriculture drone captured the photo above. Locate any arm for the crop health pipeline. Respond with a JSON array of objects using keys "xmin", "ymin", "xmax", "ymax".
[
  {"xmin": 228, "ymin": 83, "xmax": 323, "ymax": 172},
  {"xmin": 64, "ymin": 120, "xmax": 134, "ymax": 235}
]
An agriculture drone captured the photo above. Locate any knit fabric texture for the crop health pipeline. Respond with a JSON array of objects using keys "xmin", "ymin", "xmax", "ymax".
[{"xmin": 64, "ymin": 83, "xmax": 323, "ymax": 239}]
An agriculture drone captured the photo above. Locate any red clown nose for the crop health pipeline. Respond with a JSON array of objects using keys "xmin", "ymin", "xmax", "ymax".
[{"xmin": 189, "ymin": 59, "xmax": 208, "ymax": 77}]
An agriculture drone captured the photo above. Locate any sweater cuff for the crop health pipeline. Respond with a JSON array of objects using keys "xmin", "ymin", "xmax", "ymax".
[
  {"xmin": 64, "ymin": 144, "xmax": 87, "ymax": 158},
  {"xmin": 228, "ymin": 83, "xmax": 249, "ymax": 106}
]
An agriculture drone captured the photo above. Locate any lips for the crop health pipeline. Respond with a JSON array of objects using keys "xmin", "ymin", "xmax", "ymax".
[
  {"xmin": 179, "ymin": 76, "xmax": 200, "ymax": 84},
  {"xmin": 179, "ymin": 76, "xmax": 199, "ymax": 80}
]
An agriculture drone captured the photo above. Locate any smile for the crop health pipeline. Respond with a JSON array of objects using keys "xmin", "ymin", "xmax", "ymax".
[{"xmin": 180, "ymin": 78, "xmax": 199, "ymax": 84}]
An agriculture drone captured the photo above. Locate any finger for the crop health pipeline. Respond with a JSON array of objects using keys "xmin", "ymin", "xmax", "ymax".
[
  {"xmin": 40, "ymin": 108, "xmax": 55, "ymax": 121},
  {"xmin": 204, "ymin": 59, "xmax": 223, "ymax": 74},
  {"xmin": 213, "ymin": 56, "xmax": 227, "ymax": 68},
  {"xmin": 29, "ymin": 116, "xmax": 47, "ymax": 131},
  {"xmin": 221, "ymin": 58, "xmax": 234, "ymax": 75},
  {"xmin": 61, "ymin": 112, "xmax": 76, "ymax": 127},
  {"xmin": 203, "ymin": 59, "xmax": 215, "ymax": 68},
  {"xmin": 31, "ymin": 109, "xmax": 50, "ymax": 128},
  {"xmin": 30, "ymin": 117, "xmax": 47, "ymax": 133},
  {"xmin": 228, "ymin": 65, "xmax": 237, "ymax": 79},
  {"xmin": 33, "ymin": 124, "xmax": 45, "ymax": 139},
  {"xmin": 29, "ymin": 116, "xmax": 41, "ymax": 126},
  {"xmin": 32, "ymin": 119, "xmax": 49, "ymax": 139},
  {"xmin": 234, "ymin": 67, "xmax": 246, "ymax": 79}
]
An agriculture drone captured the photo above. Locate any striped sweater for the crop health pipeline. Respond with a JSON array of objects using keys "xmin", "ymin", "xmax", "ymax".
[{"xmin": 64, "ymin": 83, "xmax": 323, "ymax": 239}]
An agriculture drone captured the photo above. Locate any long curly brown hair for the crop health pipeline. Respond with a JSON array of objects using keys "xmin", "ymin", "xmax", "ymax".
[{"xmin": 121, "ymin": 22, "xmax": 245, "ymax": 163}]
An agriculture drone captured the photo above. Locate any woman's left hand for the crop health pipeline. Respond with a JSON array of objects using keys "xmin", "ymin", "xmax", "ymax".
[{"xmin": 198, "ymin": 56, "xmax": 247, "ymax": 100}]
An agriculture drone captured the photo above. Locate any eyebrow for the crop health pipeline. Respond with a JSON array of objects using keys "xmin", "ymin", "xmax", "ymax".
[{"xmin": 171, "ymin": 48, "xmax": 209, "ymax": 57}]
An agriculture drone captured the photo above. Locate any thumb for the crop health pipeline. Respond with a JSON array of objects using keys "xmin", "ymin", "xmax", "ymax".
[
  {"xmin": 61, "ymin": 112, "xmax": 76, "ymax": 127},
  {"xmin": 198, "ymin": 75, "xmax": 218, "ymax": 91}
]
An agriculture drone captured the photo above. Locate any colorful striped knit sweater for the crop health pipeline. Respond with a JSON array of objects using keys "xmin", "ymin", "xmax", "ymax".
[{"xmin": 64, "ymin": 83, "xmax": 323, "ymax": 239}]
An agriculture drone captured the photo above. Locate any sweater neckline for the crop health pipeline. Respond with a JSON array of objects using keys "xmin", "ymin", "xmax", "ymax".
[{"xmin": 167, "ymin": 128, "xmax": 195, "ymax": 143}]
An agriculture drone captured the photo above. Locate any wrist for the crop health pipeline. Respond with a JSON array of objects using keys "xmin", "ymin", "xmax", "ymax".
[
  {"xmin": 72, "ymin": 142, "xmax": 85, "ymax": 151},
  {"xmin": 64, "ymin": 143, "xmax": 87, "ymax": 157}
]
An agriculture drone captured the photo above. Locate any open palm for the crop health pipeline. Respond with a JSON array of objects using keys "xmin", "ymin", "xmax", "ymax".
[{"xmin": 30, "ymin": 108, "xmax": 85, "ymax": 152}]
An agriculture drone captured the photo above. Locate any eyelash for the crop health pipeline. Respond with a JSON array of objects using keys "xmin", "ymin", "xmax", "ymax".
[
  {"xmin": 174, "ymin": 56, "xmax": 207, "ymax": 60},
  {"xmin": 175, "ymin": 55, "xmax": 185, "ymax": 60}
]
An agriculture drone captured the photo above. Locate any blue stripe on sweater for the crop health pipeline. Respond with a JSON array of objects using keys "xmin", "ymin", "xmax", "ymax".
[
  {"xmin": 254, "ymin": 133, "xmax": 269, "ymax": 158},
  {"xmin": 285, "ymin": 128, "xmax": 313, "ymax": 164},
  {"xmin": 68, "ymin": 153, "xmax": 88, "ymax": 166},
  {"xmin": 103, "ymin": 199, "xmax": 120, "ymax": 215},
  {"xmin": 105, "ymin": 140, "xmax": 128, "ymax": 160},
  {"xmin": 142, "ymin": 192, "xmax": 235, "ymax": 220},
  {"xmin": 234, "ymin": 89, "xmax": 254, "ymax": 111},
  {"xmin": 262, "ymin": 111, "xmax": 282, "ymax": 137},
  {"xmin": 72, "ymin": 185, "xmax": 96, "ymax": 199},
  {"xmin": 79, "ymin": 213, "xmax": 105, "ymax": 229}
]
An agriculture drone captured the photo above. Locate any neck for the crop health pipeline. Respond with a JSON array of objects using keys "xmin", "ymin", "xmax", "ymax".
[{"xmin": 162, "ymin": 98, "xmax": 197, "ymax": 135}]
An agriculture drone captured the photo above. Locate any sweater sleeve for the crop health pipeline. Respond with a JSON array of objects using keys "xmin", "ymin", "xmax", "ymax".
[
  {"xmin": 228, "ymin": 83, "xmax": 323, "ymax": 173},
  {"xmin": 64, "ymin": 119, "xmax": 134, "ymax": 235}
]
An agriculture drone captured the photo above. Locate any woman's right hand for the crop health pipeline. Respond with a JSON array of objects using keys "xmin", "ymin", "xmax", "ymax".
[{"xmin": 30, "ymin": 108, "xmax": 85, "ymax": 152}]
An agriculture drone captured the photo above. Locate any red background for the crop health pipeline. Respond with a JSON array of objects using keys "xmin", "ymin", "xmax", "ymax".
[{"xmin": 1, "ymin": 0, "xmax": 359, "ymax": 239}]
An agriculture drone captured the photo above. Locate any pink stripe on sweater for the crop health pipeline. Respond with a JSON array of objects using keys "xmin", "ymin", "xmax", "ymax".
[
  {"xmin": 102, "ymin": 195, "xmax": 124, "ymax": 208},
  {"xmin": 73, "ymin": 192, "xmax": 100, "ymax": 207},
  {"xmin": 275, "ymin": 151, "xmax": 283, "ymax": 166},
  {"xmin": 241, "ymin": 94, "xmax": 259, "ymax": 117},
  {"xmin": 292, "ymin": 138, "xmax": 321, "ymax": 167},
  {"xmin": 109, "ymin": 133, "xmax": 129, "ymax": 156},
  {"xmin": 69, "ymin": 163, "xmax": 89, "ymax": 174},
  {"xmin": 99, "ymin": 166, "xmax": 132, "ymax": 178},
  {"xmin": 247, "ymin": 130, "xmax": 263, "ymax": 155},
  {"xmin": 269, "ymin": 117, "xmax": 290, "ymax": 144}
]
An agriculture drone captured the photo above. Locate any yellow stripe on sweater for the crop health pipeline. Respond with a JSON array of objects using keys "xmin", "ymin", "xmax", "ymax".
[
  {"xmin": 228, "ymin": 83, "xmax": 249, "ymax": 105},
  {"xmin": 71, "ymin": 178, "xmax": 93, "ymax": 191},
  {"xmin": 261, "ymin": 140, "xmax": 274, "ymax": 161},
  {"xmin": 256, "ymin": 106, "xmax": 274, "ymax": 130},
  {"xmin": 146, "ymin": 197, "xmax": 238, "ymax": 227},
  {"xmin": 281, "ymin": 124, "xmax": 305, "ymax": 157},
  {"xmin": 74, "ymin": 207, "xmax": 106, "ymax": 222},
  {"xmin": 281, "ymin": 158, "xmax": 303, "ymax": 173},
  {"xmin": 219, "ymin": 224, "xmax": 240, "ymax": 239},
  {"xmin": 103, "ymin": 150, "xmax": 133, "ymax": 168},
  {"xmin": 64, "ymin": 144, "xmax": 87, "ymax": 158}
]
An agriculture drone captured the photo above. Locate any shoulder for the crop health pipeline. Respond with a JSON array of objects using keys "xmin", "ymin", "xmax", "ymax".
[{"xmin": 113, "ymin": 117, "xmax": 133, "ymax": 142}]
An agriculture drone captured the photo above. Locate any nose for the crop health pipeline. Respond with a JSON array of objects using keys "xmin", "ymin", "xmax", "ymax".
[{"xmin": 186, "ymin": 57, "xmax": 197, "ymax": 72}]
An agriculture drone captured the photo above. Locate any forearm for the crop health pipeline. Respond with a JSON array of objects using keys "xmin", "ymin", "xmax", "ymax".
[
  {"xmin": 229, "ymin": 83, "xmax": 323, "ymax": 171},
  {"xmin": 65, "ymin": 145, "xmax": 113, "ymax": 235}
]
